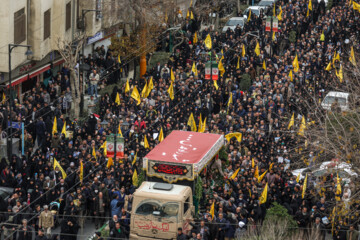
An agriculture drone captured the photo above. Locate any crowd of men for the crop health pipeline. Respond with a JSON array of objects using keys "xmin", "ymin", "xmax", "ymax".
[{"xmin": 0, "ymin": 0, "xmax": 360, "ymax": 239}]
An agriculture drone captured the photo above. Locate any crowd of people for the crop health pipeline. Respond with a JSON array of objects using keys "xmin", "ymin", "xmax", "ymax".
[{"xmin": 0, "ymin": 0, "xmax": 360, "ymax": 239}]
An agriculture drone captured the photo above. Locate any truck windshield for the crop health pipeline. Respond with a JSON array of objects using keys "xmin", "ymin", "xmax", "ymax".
[{"xmin": 135, "ymin": 200, "xmax": 179, "ymax": 222}]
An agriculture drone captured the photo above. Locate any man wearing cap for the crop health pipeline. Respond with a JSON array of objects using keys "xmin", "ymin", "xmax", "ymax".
[{"xmin": 39, "ymin": 205, "xmax": 54, "ymax": 238}]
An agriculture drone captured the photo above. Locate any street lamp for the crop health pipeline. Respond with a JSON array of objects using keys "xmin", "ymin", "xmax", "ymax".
[{"xmin": 8, "ymin": 44, "xmax": 32, "ymax": 160}]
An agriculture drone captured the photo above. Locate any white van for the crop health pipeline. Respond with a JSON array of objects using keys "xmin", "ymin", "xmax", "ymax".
[{"xmin": 321, "ymin": 91, "xmax": 350, "ymax": 111}]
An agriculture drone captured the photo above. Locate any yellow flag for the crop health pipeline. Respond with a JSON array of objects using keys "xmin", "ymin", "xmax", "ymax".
[
  {"xmin": 258, "ymin": 170, "xmax": 268, "ymax": 183},
  {"xmin": 115, "ymin": 93, "xmax": 121, "ymax": 105},
  {"xmin": 186, "ymin": 10, "xmax": 190, "ymax": 18},
  {"xmin": 100, "ymin": 141, "xmax": 107, "ymax": 156},
  {"xmin": 354, "ymin": 1, "xmax": 360, "ymax": 11},
  {"xmin": 2, "ymin": 92, "xmax": 5, "ymax": 104},
  {"xmin": 187, "ymin": 113, "xmax": 197, "ymax": 132},
  {"xmin": 118, "ymin": 124, "xmax": 123, "ymax": 137},
  {"xmin": 337, "ymin": 65, "xmax": 343, "ymax": 83},
  {"xmin": 306, "ymin": 8, "xmax": 310, "ymax": 17},
  {"xmin": 61, "ymin": 121, "xmax": 67, "ymax": 137},
  {"xmin": 236, "ymin": 56, "xmax": 240, "ymax": 69},
  {"xmin": 302, "ymin": 173, "xmax": 308, "ymax": 198},
  {"xmin": 331, "ymin": 206, "xmax": 336, "ymax": 235},
  {"xmin": 213, "ymin": 80, "xmax": 219, "ymax": 90},
  {"xmin": 259, "ymin": 183, "xmax": 268, "ymax": 204},
  {"xmin": 141, "ymin": 82, "xmax": 148, "ymax": 98},
  {"xmin": 131, "ymin": 86, "xmax": 141, "ymax": 105},
  {"xmin": 171, "ymin": 68, "xmax": 175, "ymax": 82},
  {"xmin": 242, "ymin": 44, "xmax": 246, "ymax": 57},
  {"xmin": 308, "ymin": 0, "xmax": 312, "ymax": 10},
  {"xmin": 230, "ymin": 168, "xmax": 240, "ymax": 180},
  {"xmin": 325, "ymin": 61, "xmax": 332, "ymax": 71},
  {"xmin": 132, "ymin": 152, "xmax": 137, "ymax": 166},
  {"xmin": 320, "ymin": 31, "xmax": 325, "ymax": 41},
  {"xmin": 296, "ymin": 173, "xmax": 300, "ymax": 183},
  {"xmin": 289, "ymin": 70, "xmax": 293, "ymax": 81},
  {"xmin": 107, "ymin": 157, "xmax": 114, "ymax": 168},
  {"xmin": 254, "ymin": 166, "xmax": 259, "ymax": 179},
  {"xmin": 118, "ymin": 54, "xmax": 121, "ymax": 64},
  {"xmin": 218, "ymin": 60, "xmax": 225, "ymax": 77},
  {"xmin": 288, "ymin": 112, "xmax": 294, "ymax": 129},
  {"xmin": 145, "ymin": 77, "xmax": 154, "ymax": 98},
  {"xmin": 167, "ymin": 81, "xmax": 174, "ymax": 100},
  {"xmin": 190, "ymin": 11, "xmax": 194, "ymax": 20},
  {"xmin": 277, "ymin": 6, "xmax": 282, "ymax": 20},
  {"xmin": 225, "ymin": 132, "xmax": 242, "ymax": 142},
  {"xmin": 125, "ymin": 79, "xmax": 130, "ymax": 93},
  {"xmin": 205, "ymin": 34, "xmax": 212, "ymax": 49},
  {"xmin": 52, "ymin": 117, "xmax": 57, "ymax": 135},
  {"xmin": 255, "ymin": 41, "xmax": 260, "ymax": 56},
  {"xmin": 273, "ymin": 3, "xmax": 276, "ymax": 16},
  {"xmin": 248, "ymin": 9, "xmax": 251, "ymax": 22},
  {"xmin": 198, "ymin": 113, "xmax": 203, "ymax": 132},
  {"xmin": 227, "ymin": 92, "xmax": 233, "ymax": 107},
  {"xmin": 144, "ymin": 135, "xmax": 150, "ymax": 149},
  {"xmin": 262, "ymin": 60, "xmax": 266, "ymax": 70},
  {"xmin": 201, "ymin": 117, "xmax": 206, "ymax": 133},
  {"xmin": 298, "ymin": 115, "xmax": 306, "ymax": 136},
  {"xmin": 293, "ymin": 55, "xmax": 299, "ymax": 72},
  {"xmin": 193, "ymin": 32, "xmax": 198, "ymax": 44},
  {"xmin": 192, "ymin": 62, "xmax": 198, "ymax": 76},
  {"xmin": 92, "ymin": 147, "xmax": 96, "ymax": 159},
  {"xmin": 336, "ymin": 173, "xmax": 341, "ymax": 200},
  {"xmin": 252, "ymin": 158, "xmax": 255, "ymax": 168},
  {"xmin": 272, "ymin": 31, "xmax": 276, "ymax": 41},
  {"xmin": 132, "ymin": 169, "xmax": 138, "ymax": 187},
  {"xmin": 54, "ymin": 158, "xmax": 67, "ymax": 179},
  {"xmin": 349, "ymin": 46, "xmax": 356, "ymax": 66},
  {"xmin": 79, "ymin": 161, "xmax": 83, "ymax": 183},
  {"xmin": 158, "ymin": 127, "xmax": 164, "ymax": 142},
  {"xmin": 209, "ymin": 202, "xmax": 215, "ymax": 219},
  {"xmin": 269, "ymin": 162, "xmax": 274, "ymax": 171},
  {"xmin": 332, "ymin": 51, "xmax": 340, "ymax": 64}
]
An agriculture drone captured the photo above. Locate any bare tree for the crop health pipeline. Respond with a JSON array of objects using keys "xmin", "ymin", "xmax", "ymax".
[{"xmin": 57, "ymin": 36, "xmax": 85, "ymax": 118}]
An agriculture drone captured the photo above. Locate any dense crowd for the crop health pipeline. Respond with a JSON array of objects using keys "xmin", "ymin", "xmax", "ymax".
[{"xmin": 1, "ymin": 0, "xmax": 360, "ymax": 239}]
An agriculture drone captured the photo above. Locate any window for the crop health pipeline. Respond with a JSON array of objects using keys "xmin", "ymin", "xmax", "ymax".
[
  {"xmin": 135, "ymin": 201, "xmax": 160, "ymax": 215},
  {"xmin": 66, "ymin": 2, "xmax": 71, "ymax": 31},
  {"xmin": 44, "ymin": 9, "xmax": 51, "ymax": 40},
  {"xmin": 14, "ymin": 8, "xmax": 26, "ymax": 44},
  {"xmin": 184, "ymin": 197, "xmax": 190, "ymax": 214}
]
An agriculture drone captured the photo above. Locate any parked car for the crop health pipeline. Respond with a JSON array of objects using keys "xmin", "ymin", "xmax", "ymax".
[
  {"xmin": 222, "ymin": 17, "xmax": 246, "ymax": 32},
  {"xmin": 292, "ymin": 160, "xmax": 358, "ymax": 184},
  {"xmin": 243, "ymin": 6, "xmax": 266, "ymax": 18}
]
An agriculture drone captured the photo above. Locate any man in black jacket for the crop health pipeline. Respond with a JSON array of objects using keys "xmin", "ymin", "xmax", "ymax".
[
  {"xmin": 109, "ymin": 222, "xmax": 128, "ymax": 240},
  {"xmin": 17, "ymin": 219, "xmax": 32, "ymax": 240}
]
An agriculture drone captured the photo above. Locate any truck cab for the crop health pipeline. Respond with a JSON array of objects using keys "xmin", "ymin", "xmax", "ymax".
[{"xmin": 130, "ymin": 182, "xmax": 193, "ymax": 240}]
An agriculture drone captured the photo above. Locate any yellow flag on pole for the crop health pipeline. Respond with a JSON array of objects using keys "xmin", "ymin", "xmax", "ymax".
[
  {"xmin": 298, "ymin": 115, "xmax": 306, "ymax": 136},
  {"xmin": 218, "ymin": 60, "xmax": 225, "ymax": 77},
  {"xmin": 210, "ymin": 202, "xmax": 215, "ymax": 219},
  {"xmin": 262, "ymin": 60, "xmax": 267, "ymax": 70},
  {"xmin": 289, "ymin": 70, "xmax": 293, "ymax": 81},
  {"xmin": 118, "ymin": 54, "xmax": 121, "ymax": 64},
  {"xmin": 118, "ymin": 124, "xmax": 123, "ymax": 137},
  {"xmin": 302, "ymin": 173, "xmax": 308, "ymax": 199},
  {"xmin": 230, "ymin": 168, "xmax": 240, "ymax": 180},
  {"xmin": 293, "ymin": 54, "xmax": 299, "ymax": 72},
  {"xmin": 349, "ymin": 46, "xmax": 356, "ymax": 66},
  {"xmin": 141, "ymin": 82, "xmax": 148, "ymax": 98},
  {"xmin": 125, "ymin": 79, "xmax": 130, "ymax": 93},
  {"xmin": 167, "ymin": 81, "xmax": 174, "ymax": 100},
  {"xmin": 132, "ymin": 152, "xmax": 137, "ymax": 166},
  {"xmin": 248, "ymin": 9, "xmax": 251, "ymax": 22},
  {"xmin": 332, "ymin": 51, "xmax": 340, "ymax": 64},
  {"xmin": 193, "ymin": 32, "xmax": 198, "ymax": 44},
  {"xmin": 145, "ymin": 77, "xmax": 153, "ymax": 98},
  {"xmin": 242, "ymin": 44, "xmax": 246, "ymax": 57},
  {"xmin": 107, "ymin": 157, "xmax": 114, "ymax": 168},
  {"xmin": 335, "ymin": 173, "xmax": 341, "ymax": 201},
  {"xmin": 100, "ymin": 141, "xmax": 107, "ymax": 156},
  {"xmin": 254, "ymin": 166, "xmax": 259, "ymax": 179},
  {"xmin": 158, "ymin": 128, "xmax": 164, "ymax": 142},
  {"xmin": 259, "ymin": 183, "xmax": 268, "ymax": 204},
  {"xmin": 79, "ymin": 161, "xmax": 83, "ymax": 183},
  {"xmin": 131, "ymin": 86, "xmax": 141, "ymax": 105},
  {"xmin": 201, "ymin": 117, "xmax": 207, "ymax": 133},
  {"xmin": 144, "ymin": 135, "xmax": 149, "ymax": 149},
  {"xmin": 2, "ymin": 92, "xmax": 5, "ymax": 104},
  {"xmin": 187, "ymin": 113, "xmax": 197, "ymax": 132},
  {"xmin": 132, "ymin": 169, "xmax": 138, "ymax": 187},
  {"xmin": 320, "ymin": 31, "xmax": 325, "ymax": 41},
  {"xmin": 269, "ymin": 162, "xmax": 274, "ymax": 171},
  {"xmin": 225, "ymin": 132, "xmax": 242, "ymax": 142},
  {"xmin": 198, "ymin": 113, "xmax": 203, "ymax": 133},
  {"xmin": 255, "ymin": 41, "xmax": 260, "ymax": 56},
  {"xmin": 236, "ymin": 56, "xmax": 240, "ymax": 69},
  {"xmin": 325, "ymin": 61, "xmax": 332, "ymax": 71},
  {"xmin": 52, "ymin": 117, "xmax": 57, "ymax": 135},
  {"xmin": 227, "ymin": 92, "xmax": 233, "ymax": 107},
  {"xmin": 192, "ymin": 62, "xmax": 198, "ymax": 76},
  {"xmin": 336, "ymin": 65, "xmax": 343, "ymax": 83},
  {"xmin": 205, "ymin": 34, "xmax": 212, "ymax": 49},
  {"xmin": 296, "ymin": 173, "xmax": 300, "ymax": 183},
  {"xmin": 308, "ymin": 0, "xmax": 312, "ymax": 10},
  {"xmin": 61, "ymin": 121, "xmax": 67, "ymax": 137},
  {"xmin": 258, "ymin": 170, "xmax": 268, "ymax": 183},
  {"xmin": 92, "ymin": 147, "xmax": 96, "ymax": 160},
  {"xmin": 277, "ymin": 6, "xmax": 282, "ymax": 20},
  {"xmin": 288, "ymin": 113, "xmax": 294, "ymax": 129},
  {"xmin": 190, "ymin": 11, "xmax": 194, "ymax": 20},
  {"xmin": 54, "ymin": 158, "xmax": 67, "ymax": 179},
  {"xmin": 273, "ymin": 3, "xmax": 276, "ymax": 16},
  {"xmin": 252, "ymin": 158, "xmax": 255, "ymax": 168},
  {"xmin": 213, "ymin": 80, "xmax": 219, "ymax": 90},
  {"xmin": 171, "ymin": 68, "xmax": 175, "ymax": 82},
  {"xmin": 115, "ymin": 93, "xmax": 121, "ymax": 105}
]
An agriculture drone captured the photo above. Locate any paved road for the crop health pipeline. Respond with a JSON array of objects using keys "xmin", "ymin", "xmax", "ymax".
[{"xmin": 52, "ymin": 219, "xmax": 104, "ymax": 240}]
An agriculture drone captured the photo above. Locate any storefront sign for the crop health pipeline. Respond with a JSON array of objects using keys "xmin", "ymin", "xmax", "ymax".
[{"xmin": 87, "ymin": 31, "xmax": 104, "ymax": 45}]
